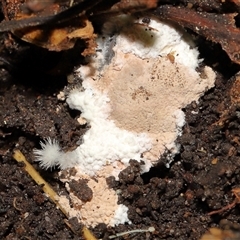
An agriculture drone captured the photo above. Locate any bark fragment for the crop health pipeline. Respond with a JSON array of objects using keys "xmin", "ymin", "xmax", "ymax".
[{"xmin": 155, "ymin": 5, "xmax": 240, "ymax": 64}]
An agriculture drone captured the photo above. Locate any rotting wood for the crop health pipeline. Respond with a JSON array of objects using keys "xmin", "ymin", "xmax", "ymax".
[{"xmin": 154, "ymin": 5, "xmax": 240, "ymax": 65}]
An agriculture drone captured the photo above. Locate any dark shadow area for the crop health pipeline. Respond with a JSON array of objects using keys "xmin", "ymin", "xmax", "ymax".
[
  {"xmin": 0, "ymin": 36, "xmax": 86, "ymax": 94},
  {"xmin": 197, "ymin": 36, "xmax": 240, "ymax": 79},
  {"xmin": 141, "ymin": 161, "xmax": 170, "ymax": 184}
]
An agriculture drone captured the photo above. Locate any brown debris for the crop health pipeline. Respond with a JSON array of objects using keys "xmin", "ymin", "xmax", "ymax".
[
  {"xmin": 68, "ymin": 179, "xmax": 93, "ymax": 202},
  {"xmin": 111, "ymin": 0, "xmax": 158, "ymax": 12},
  {"xmin": 185, "ymin": 0, "xmax": 222, "ymax": 11},
  {"xmin": 0, "ymin": 0, "xmax": 158, "ymax": 53},
  {"xmin": 207, "ymin": 188, "xmax": 240, "ymax": 216},
  {"xmin": 2, "ymin": 0, "xmax": 240, "ymax": 64},
  {"xmin": 230, "ymin": 72, "xmax": 240, "ymax": 105},
  {"xmin": 211, "ymin": 72, "xmax": 240, "ymax": 127},
  {"xmin": 1, "ymin": 0, "xmax": 97, "ymax": 52},
  {"xmin": 155, "ymin": 5, "xmax": 240, "ymax": 65},
  {"xmin": 200, "ymin": 227, "xmax": 239, "ymax": 240}
]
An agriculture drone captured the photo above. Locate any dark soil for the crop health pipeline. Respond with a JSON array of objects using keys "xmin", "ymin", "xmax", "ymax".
[{"xmin": 2, "ymin": 5, "xmax": 240, "ymax": 240}]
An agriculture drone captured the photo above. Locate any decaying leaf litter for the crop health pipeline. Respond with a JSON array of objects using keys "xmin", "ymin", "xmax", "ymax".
[{"xmin": 1, "ymin": 0, "xmax": 240, "ymax": 239}]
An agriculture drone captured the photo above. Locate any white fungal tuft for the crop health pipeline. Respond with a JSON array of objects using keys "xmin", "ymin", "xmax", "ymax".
[{"xmin": 33, "ymin": 137, "xmax": 62, "ymax": 170}]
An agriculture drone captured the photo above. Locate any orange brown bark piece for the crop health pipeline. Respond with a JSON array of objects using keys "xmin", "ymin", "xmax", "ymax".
[
  {"xmin": 111, "ymin": 0, "xmax": 158, "ymax": 12},
  {"xmin": 155, "ymin": 5, "xmax": 240, "ymax": 65},
  {"xmin": 2, "ymin": 0, "xmax": 96, "ymax": 52}
]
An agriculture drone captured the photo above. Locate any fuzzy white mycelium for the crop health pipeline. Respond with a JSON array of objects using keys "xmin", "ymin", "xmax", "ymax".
[
  {"xmin": 34, "ymin": 87, "xmax": 152, "ymax": 174},
  {"xmin": 34, "ymin": 16, "xmax": 215, "ymax": 226}
]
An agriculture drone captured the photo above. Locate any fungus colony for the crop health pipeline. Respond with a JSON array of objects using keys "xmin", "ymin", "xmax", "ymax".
[{"xmin": 34, "ymin": 16, "xmax": 215, "ymax": 226}]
